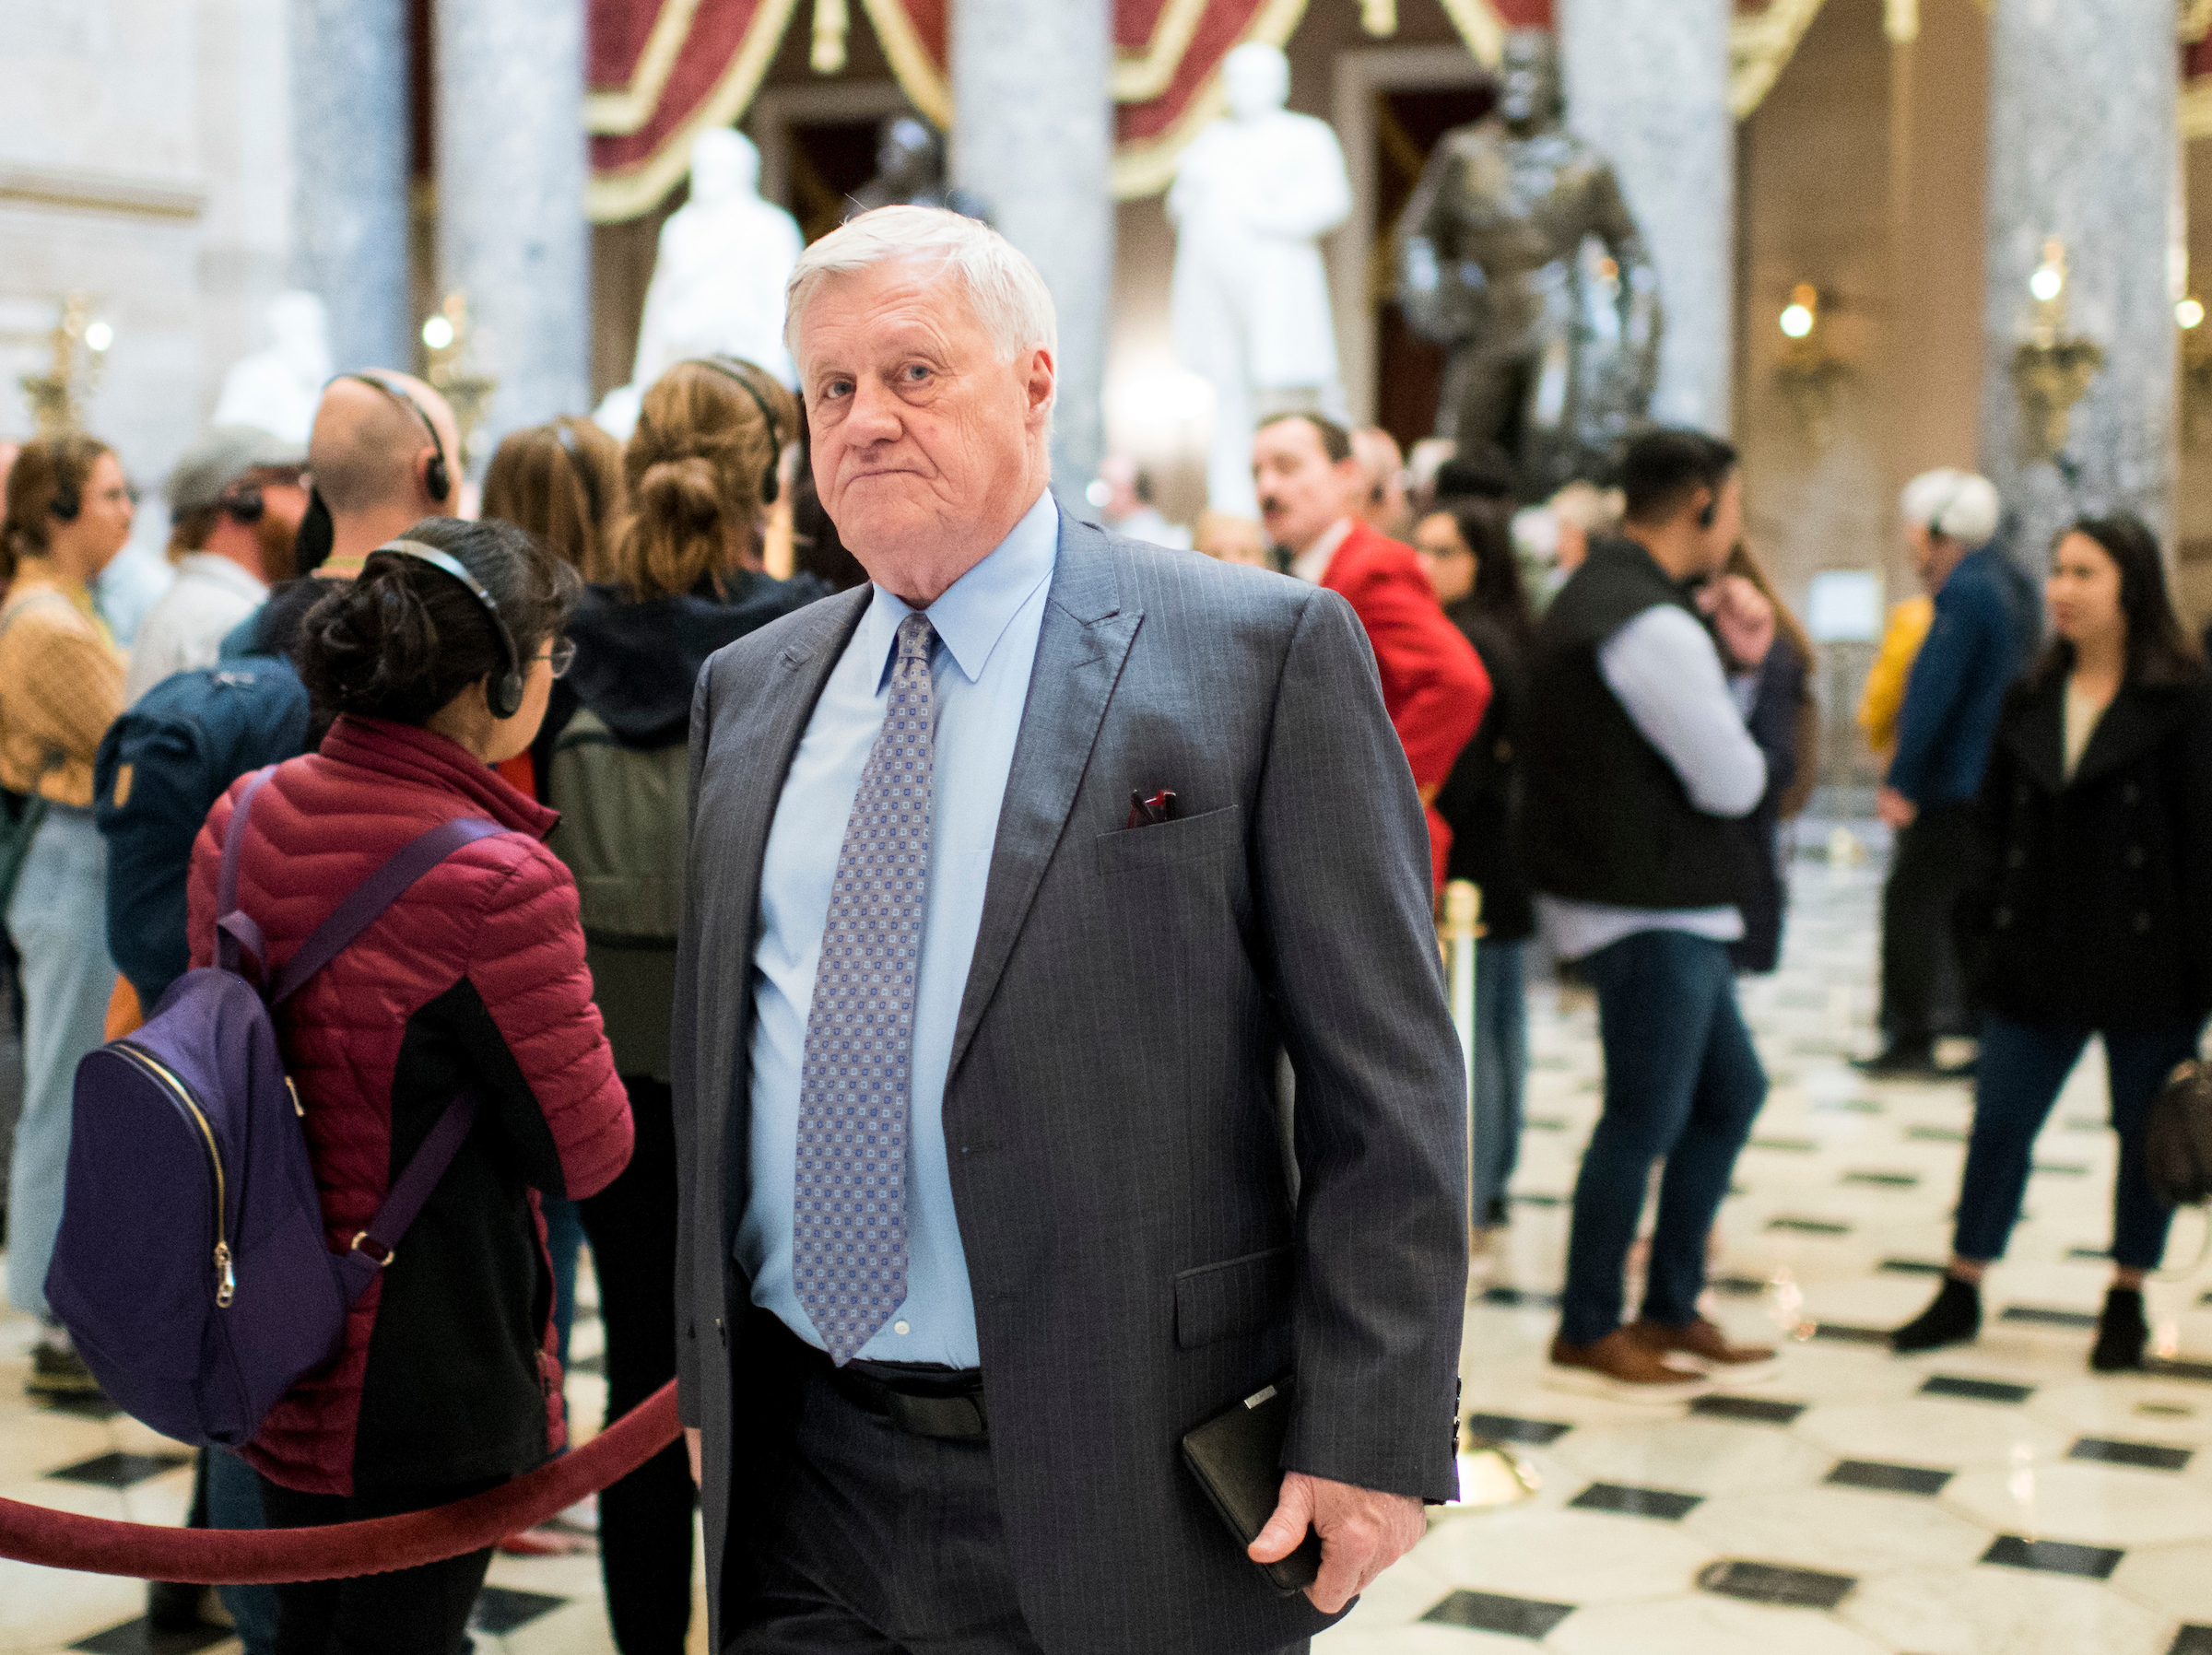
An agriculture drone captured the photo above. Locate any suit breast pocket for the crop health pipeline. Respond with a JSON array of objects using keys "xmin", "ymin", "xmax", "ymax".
[
  {"xmin": 1173, "ymin": 1243, "xmax": 1293, "ymax": 1350},
  {"xmin": 1095, "ymin": 804, "xmax": 1241, "ymax": 879}
]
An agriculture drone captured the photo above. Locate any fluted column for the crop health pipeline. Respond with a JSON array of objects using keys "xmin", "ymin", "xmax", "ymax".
[
  {"xmin": 1559, "ymin": 0, "xmax": 1735, "ymax": 435},
  {"xmin": 1978, "ymin": 0, "xmax": 2176, "ymax": 569},
  {"xmin": 951, "ymin": 0, "xmax": 1114, "ymax": 490},
  {"xmin": 289, "ymin": 0, "xmax": 411, "ymax": 374},
  {"xmin": 437, "ymin": 0, "xmax": 592, "ymax": 468}
]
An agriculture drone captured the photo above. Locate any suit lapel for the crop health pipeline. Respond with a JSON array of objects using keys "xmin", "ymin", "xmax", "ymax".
[
  {"xmin": 2071, "ymin": 682, "xmax": 2184, "ymax": 788},
  {"xmin": 700, "ymin": 587, "xmax": 870, "ymax": 1242},
  {"xmin": 2003, "ymin": 677, "xmax": 2065, "ymax": 795},
  {"xmin": 947, "ymin": 518, "xmax": 1141, "ymax": 1084}
]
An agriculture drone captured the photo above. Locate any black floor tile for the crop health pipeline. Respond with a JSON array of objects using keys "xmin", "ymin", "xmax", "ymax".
[
  {"xmin": 2137, "ymin": 1401, "xmax": 2199, "ymax": 1420},
  {"xmin": 1710, "ymin": 1274, "xmax": 1771, "ymax": 1297},
  {"xmin": 1812, "ymin": 1323, "xmax": 1893, "ymax": 1345},
  {"xmin": 1749, "ymin": 1137, "xmax": 1820, "ymax": 1153},
  {"xmin": 2149, "ymin": 1358, "xmax": 2212, "ymax": 1384},
  {"xmin": 1843, "ymin": 1170, "xmax": 1920, "ymax": 1188},
  {"xmin": 568, "ymin": 1352, "xmax": 605, "ymax": 1375},
  {"xmin": 1922, "ymin": 1375, "xmax": 2034, "ymax": 1405},
  {"xmin": 1420, "ymin": 1589, "xmax": 1576, "ymax": 1638},
  {"xmin": 2001, "ymin": 1306, "xmax": 2099, "ymax": 1329},
  {"xmin": 2071, "ymin": 1437, "xmax": 2193, "ymax": 1472},
  {"xmin": 2066, "ymin": 1246, "xmax": 2112, "ymax": 1262},
  {"xmin": 1465, "ymin": 1411, "xmax": 1573, "ymax": 1446},
  {"xmin": 40, "ymin": 1394, "xmax": 123, "ymax": 1422},
  {"xmin": 1691, "ymin": 1393, "xmax": 1806, "ymax": 1426},
  {"xmin": 1480, "ymin": 1286, "xmax": 1562, "ymax": 1309},
  {"xmin": 1880, "ymin": 1258, "xmax": 1949, "ymax": 1274},
  {"xmin": 1510, "ymin": 1192, "xmax": 1566, "ymax": 1207},
  {"xmin": 470, "ymin": 1586, "xmax": 569, "ymax": 1635},
  {"xmin": 1814, "ymin": 1097, "xmax": 1883, "ymax": 1115},
  {"xmin": 1766, "ymin": 1216, "xmax": 1852, "ymax": 1236},
  {"xmin": 2032, "ymin": 1161, "xmax": 2092, "ymax": 1177},
  {"xmin": 1696, "ymin": 1558, "xmax": 1856, "ymax": 1610},
  {"xmin": 1524, "ymin": 1116, "xmax": 1568, "ymax": 1132},
  {"xmin": 1907, "ymin": 1125, "xmax": 1967, "ymax": 1143},
  {"xmin": 1570, "ymin": 1481, "xmax": 1702, "ymax": 1520},
  {"xmin": 2063, "ymin": 1116, "xmax": 2106, "ymax": 1133},
  {"xmin": 2169, "ymin": 1626, "xmax": 2212, "ymax": 1655},
  {"xmin": 1826, "ymin": 1459, "xmax": 1953, "ymax": 1496},
  {"xmin": 71, "ymin": 1618, "xmax": 231, "ymax": 1654},
  {"xmin": 1981, "ymin": 1534, "xmax": 2122, "ymax": 1579},
  {"xmin": 47, "ymin": 1450, "xmax": 194, "ymax": 1489}
]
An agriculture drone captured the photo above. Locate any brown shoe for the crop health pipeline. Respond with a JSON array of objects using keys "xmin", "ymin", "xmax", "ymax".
[
  {"xmin": 1629, "ymin": 1317, "xmax": 1781, "ymax": 1384},
  {"xmin": 1545, "ymin": 1329, "xmax": 1712, "ymax": 1403}
]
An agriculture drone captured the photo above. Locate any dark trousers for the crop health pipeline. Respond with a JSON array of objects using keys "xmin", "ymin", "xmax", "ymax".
[
  {"xmin": 1560, "ymin": 930, "xmax": 1769, "ymax": 1346},
  {"xmin": 577, "ymin": 1075, "xmax": 694, "ymax": 1655},
  {"xmin": 727, "ymin": 1346, "xmax": 1046, "ymax": 1654},
  {"xmin": 255, "ymin": 1473, "xmax": 500, "ymax": 1655},
  {"xmin": 1879, "ymin": 800, "xmax": 1978, "ymax": 1044},
  {"xmin": 1953, "ymin": 1015, "xmax": 2202, "ymax": 1271}
]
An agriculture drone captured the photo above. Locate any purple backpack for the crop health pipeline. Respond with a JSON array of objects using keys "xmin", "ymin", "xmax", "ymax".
[{"xmin": 45, "ymin": 768, "xmax": 507, "ymax": 1447}]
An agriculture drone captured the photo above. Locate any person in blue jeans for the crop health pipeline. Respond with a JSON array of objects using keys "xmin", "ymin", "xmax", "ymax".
[
  {"xmin": 1522, "ymin": 430, "xmax": 1779, "ymax": 1398},
  {"xmin": 1894, "ymin": 514, "xmax": 2212, "ymax": 1370}
]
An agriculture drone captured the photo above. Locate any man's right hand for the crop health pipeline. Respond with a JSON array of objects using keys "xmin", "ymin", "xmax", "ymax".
[
  {"xmin": 686, "ymin": 1425, "xmax": 701, "ymax": 1488},
  {"xmin": 1705, "ymin": 573, "xmax": 1775, "ymax": 671},
  {"xmin": 1876, "ymin": 786, "xmax": 1918, "ymax": 829}
]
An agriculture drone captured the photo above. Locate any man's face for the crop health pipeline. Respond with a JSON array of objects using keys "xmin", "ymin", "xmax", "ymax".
[
  {"xmin": 1253, "ymin": 419, "xmax": 1360, "ymax": 556},
  {"xmin": 249, "ymin": 471, "xmax": 310, "ymax": 581},
  {"xmin": 802, "ymin": 258, "xmax": 1052, "ymax": 575}
]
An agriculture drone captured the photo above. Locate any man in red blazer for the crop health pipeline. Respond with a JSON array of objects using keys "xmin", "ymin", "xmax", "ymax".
[{"xmin": 1254, "ymin": 413, "xmax": 1489, "ymax": 888}]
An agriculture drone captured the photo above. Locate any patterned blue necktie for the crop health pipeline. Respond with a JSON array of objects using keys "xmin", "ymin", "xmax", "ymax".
[{"xmin": 792, "ymin": 611, "xmax": 935, "ymax": 1364}]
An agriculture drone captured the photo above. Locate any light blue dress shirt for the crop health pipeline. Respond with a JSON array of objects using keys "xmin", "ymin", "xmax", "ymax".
[{"xmin": 736, "ymin": 489, "xmax": 1059, "ymax": 1367}]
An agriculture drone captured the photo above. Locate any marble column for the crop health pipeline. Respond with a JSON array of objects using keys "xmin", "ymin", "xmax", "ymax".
[
  {"xmin": 1978, "ymin": 0, "xmax": 2176, "ymax": 570},
  {"xmin": 951, "ymin": 0, "xmax": 1114, "ymax": 491},
  {"xmin": 1559, "ymin": 0, "xmax": 1734, "ymax": 435},
  {"xmin": 288, "ymin": 0, "xmax": 411, "ymax": 375},
  {"xmin": 436, "ymin": 0, "xmax": 592, "ymax": 468}
]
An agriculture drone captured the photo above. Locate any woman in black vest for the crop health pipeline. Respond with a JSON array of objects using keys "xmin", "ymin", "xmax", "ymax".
[
  {"xmin": 1415, "ymin": 497, "xmax": 1534, "ymax": 1232},
  {"xmin": 1894, "ymin": 514, "xmax": 2212, "ymax": 1369}
]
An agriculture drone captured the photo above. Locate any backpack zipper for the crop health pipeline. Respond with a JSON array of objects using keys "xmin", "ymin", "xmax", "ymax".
[{"xmin": 114, "ymin": 1041, "xmax": 235, "ymax": 1309}]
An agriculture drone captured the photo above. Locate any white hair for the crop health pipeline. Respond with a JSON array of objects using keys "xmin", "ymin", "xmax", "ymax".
[
  {"xmin": 783, "ymin": 205, "xmax": 1058, "ymax": 396},
  {"xmin": 1900, "ymin": 467, "xmax": 1999, "ymax": 546}
]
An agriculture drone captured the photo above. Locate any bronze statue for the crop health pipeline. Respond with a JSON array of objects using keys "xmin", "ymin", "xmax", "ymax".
[
  {"xmin": 849, "ymin": 115, "xmax": 989, "ymax": 222},
  {"xmin": 1395, "ymin": 30, "xmax": 1661, "ymax": 498}
]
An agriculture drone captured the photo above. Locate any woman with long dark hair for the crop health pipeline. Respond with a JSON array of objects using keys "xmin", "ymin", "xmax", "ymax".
[
  {"xmin": 1415, "ymin": 496, "xmax": 1534, "ymax": 1232},
  {"xmin": 1894, "ymin": 514, "xmax": 2212, "ymax": 1369}
]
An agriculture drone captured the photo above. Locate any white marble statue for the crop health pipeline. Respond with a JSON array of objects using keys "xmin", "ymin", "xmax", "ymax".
[
  {"xmin": 211, "ymin": 290, "xmax": 333, "ymax": 446},
  {"xmin": 1168, "ymin": 43, "xmax": 1352, "ymax": 520},
  {"xmin": 594, "ymin": 130, "xmax": 803, "ymax": 440}
]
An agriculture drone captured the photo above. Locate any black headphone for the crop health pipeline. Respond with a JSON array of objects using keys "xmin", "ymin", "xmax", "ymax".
[
  {"xmin": 219, "ymin": 481, "xmax": 266, "ymax": 524},
  {"xmin": 551, "ymin": 417, "xmax": 603, "ymax": 530},
  {"xmin": 342, "ymin": 372, "xmax": 453, "ymax": 505},
  {"xmin": 1697, "ymin": 493, "xmax": 1717, "ymax": 530},
  {"xmin": 49, "ymin": 485, "xmax": 79, "ymax": 523},
  {"xmin": 371, "ymin": 537, "xmax": 524, "ymax": 719},
  {"xmin": 686, "ymin": 358, "xmax": 783, "ymax": 506}
]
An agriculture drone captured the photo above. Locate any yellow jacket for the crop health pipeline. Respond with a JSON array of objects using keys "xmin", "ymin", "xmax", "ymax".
[
  {"xmin": 0, "ymin": 566, "xmax": 126, "ymax": 808},
  {"xmin": 1857, "ymin": 595, "xmax": 1933, "ymax": 763}
]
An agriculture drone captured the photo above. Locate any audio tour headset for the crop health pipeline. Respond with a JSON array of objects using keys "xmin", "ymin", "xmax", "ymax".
[
  {"xmin": 686, "ymin": 357, "xmax": 783, "ymax": 506},
  {"xmin": 372, "ymin": 537, "xmax": 526, "ymax": 720}
]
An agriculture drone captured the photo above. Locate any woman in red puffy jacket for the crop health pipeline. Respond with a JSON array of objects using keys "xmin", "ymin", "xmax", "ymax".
[{"xmin": 185, "ymin": 516, "xmax": 632, "ymax": 1654}]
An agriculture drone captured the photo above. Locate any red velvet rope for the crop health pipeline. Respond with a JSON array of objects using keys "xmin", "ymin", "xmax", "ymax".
[{"xmin": 0, "ymin": 1380, "xmax": 681, "ymax": 1583}]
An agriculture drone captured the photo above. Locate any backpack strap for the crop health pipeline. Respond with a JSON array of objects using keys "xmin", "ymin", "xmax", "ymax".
[
  {"xmin": 267, "ymin": 816, "xmax": 509, "ymax": 1007},
  {"xmin": 215, "ymin": 769, "xmax": 277, "ymax": 977},
  {"xmin": 332, "ymin": 1088, "xmax": 482, "ymax": 1302}
]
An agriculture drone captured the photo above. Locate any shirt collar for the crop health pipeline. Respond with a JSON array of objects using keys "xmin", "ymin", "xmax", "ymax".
[
  {"xmin": 1289, "ymin": 517, "xmax": 1356, "ymax": 584},
  {"xmin": 860, "ymin": 489, "xmax": 1059, "ymax": 688}
]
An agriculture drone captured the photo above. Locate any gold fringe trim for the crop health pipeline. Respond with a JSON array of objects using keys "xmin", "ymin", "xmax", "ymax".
[
  {"xmin": 585, "ymin": 0, "xmax": 804, "ymax": 221},
  {"xmin": 1729, "ymin": 0, "xmax": 1829, "ymax": 119},
  {"xmin": 584, "ymin": 0, "xmax": 706, "ymax": 136},
  {"xmin": 1112, "ymin": 0, "xmax": 1216, "ymax": 102},
  {"xmin": 855, "ymin": 0, "xmax": 954, "ymax": 127}
]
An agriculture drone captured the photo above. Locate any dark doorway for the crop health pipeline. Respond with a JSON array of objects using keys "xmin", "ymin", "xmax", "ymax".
[
  {"xmin": 785, "ymin": 119, "xmax": 892, "ymax": 243},
  {"xmin": 1371, "ymin": 82, "xmax": 1494, "ymax": 452}
]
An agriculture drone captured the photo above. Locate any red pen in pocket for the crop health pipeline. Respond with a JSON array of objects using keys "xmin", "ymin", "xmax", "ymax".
[{"xmin": 1127, "ymin": 789, "xmax": 1178, "ymax": 828}]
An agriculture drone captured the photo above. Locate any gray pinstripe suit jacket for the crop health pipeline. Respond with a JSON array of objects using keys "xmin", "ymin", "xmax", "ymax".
[{"xmin": 673, "ymin": 512, "xmax": 1467, "ymax": 1655}]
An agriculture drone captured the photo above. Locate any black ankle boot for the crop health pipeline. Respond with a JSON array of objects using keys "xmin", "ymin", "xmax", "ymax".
[
  {"xmin": 1893, "ymin": 1275, "xmax": 1981, "ymax": 1353},
  {"xmin": 2091, "ymin": 1288, "xmax": 2148, "ymax": 1372}
]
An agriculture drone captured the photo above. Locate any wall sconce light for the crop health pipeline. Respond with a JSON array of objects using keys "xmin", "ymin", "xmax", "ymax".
[
  {"xmin": 2180, "ymin": 296, "xmax": 2212, "ymax": 447},
  {"xmin": 18, "ymin": 293, "xmax": 111, "ymax": 439},
  {"xmin": 2008, "ymin": 240, "xmax": 2102, "ymax": 463},
  {"xmin": 1774, "ymin": 283, "xmax": 1844, "ymax": 444},
  {"xmin": 418, "ymin": 292, "xmax": 497, "ymax": 474}
]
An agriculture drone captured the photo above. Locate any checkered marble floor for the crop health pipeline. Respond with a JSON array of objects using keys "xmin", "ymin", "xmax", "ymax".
[
  {"xmin": 6, "ymin": 840, "xmax": 2211, "ymax": 1652},
  {"xmin": 1324, "ymin": 848, "xmax": 2212, "ymax": 1655}
]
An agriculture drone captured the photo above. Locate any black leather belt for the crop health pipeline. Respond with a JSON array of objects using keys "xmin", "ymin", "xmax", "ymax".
[{"xmin": 818, "ymin": 1353, "xmax": 989, "ymax": 1440}]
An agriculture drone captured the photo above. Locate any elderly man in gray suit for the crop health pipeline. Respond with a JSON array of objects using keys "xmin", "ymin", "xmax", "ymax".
[{"xmin": 673, "ymin": 204, "xmax": 1467, "ymax": 1655}]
